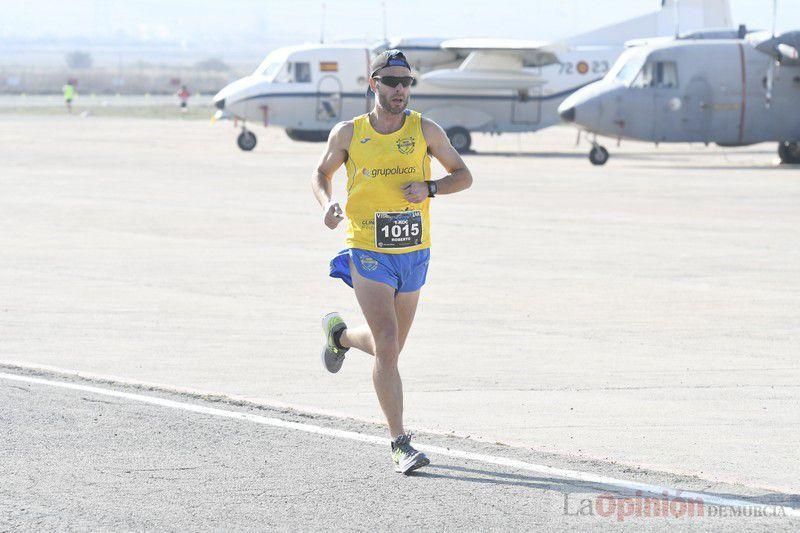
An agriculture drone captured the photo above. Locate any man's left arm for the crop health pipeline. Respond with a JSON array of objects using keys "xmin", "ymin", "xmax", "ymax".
[{"xmin": 402, "ymin": 118, "xmax": 473, "ymax": 203}]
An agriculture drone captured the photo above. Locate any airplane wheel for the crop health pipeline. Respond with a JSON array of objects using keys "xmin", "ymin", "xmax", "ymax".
[
  {"xmin": 589, "ymin": 146, "xmax": 609, "ymax": 165},
  {"xmin": 237, "ymin": 130, "xmax": 257, "ymax": 151},
  {"xmin": 446, "ymin": 127, "xmax": 472, "ymax": 153},
  {"xmin": 777, "ymin": 141, "xmax": 800, "ymax": 164}
]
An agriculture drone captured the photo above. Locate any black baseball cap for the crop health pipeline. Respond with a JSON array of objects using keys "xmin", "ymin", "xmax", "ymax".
[{"xmin": 370, "ymin": 49, "xmax": 411, "ymax": 77}]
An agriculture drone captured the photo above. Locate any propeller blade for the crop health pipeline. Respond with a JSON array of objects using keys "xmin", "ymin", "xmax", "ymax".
[
  {"xmin": 772, "ymin": 0, "xmax": 778, "ymax": 38},
  {"xmin": 765, "ymin": 60, "xmax": 775, "ymax": 109}
]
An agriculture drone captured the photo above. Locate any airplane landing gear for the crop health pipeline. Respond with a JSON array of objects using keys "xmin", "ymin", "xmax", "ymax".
[
  {"xmin": 778, "ymin": 141, "xmax": 800, "ymax": 164},
  {"xmin": 589, "ymin": 143, "xmax": 609, "ymax": 165},
  {"xmin": 446, "ymin": 127, "xmax": 472, "ymax": 154},
  {"xmin": 237, "ymin": 128, "xmax": 257, "ymax": 151}
]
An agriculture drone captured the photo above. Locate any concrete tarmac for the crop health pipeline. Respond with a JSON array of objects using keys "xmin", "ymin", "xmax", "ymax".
[{"xmin": 0, "ymin": 115, "xmax": 798, "ymax": 501}]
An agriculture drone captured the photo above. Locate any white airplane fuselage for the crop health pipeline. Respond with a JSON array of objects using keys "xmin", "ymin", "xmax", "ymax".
[{"xmin": 213, "ymin": 44, "xmax": 618, "ymax": 137}]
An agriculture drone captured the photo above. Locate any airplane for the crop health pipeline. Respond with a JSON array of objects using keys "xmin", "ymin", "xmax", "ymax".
[
  {"xmin": 213, "ymin": 0, "xmax": 732, "ymax": 152},
  {"xmin": 558, "ymin": 25, "xmax": 800, "ymax": 165}
]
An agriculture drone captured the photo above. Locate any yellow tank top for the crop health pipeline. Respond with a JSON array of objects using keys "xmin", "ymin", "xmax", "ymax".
[{"xmin": 344, "ymin": 110, "xmax": 431, "ymax": 254}]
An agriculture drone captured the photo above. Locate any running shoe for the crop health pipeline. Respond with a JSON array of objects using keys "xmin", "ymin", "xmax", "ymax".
[
  {"xmin": 391, "ymin": 433, "xmax": 430, "ymax": 474},
  {"xmin": 321, "ymin": 312, "xmax": 349, "ymax": 373}
]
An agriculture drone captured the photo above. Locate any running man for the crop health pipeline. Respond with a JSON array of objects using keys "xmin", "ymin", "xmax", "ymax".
[{"xmin": 311, "ymin": 49, "xmax": 473, "ymax": 474}]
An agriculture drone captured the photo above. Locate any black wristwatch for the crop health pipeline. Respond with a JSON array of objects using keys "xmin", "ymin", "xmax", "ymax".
[{"xmin": 426, "ymin": 180, "xmax": 437, "ymax": 198}]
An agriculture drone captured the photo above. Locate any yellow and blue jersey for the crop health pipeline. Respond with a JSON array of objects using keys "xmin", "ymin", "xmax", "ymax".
[{"xmin": 343, "ymin": 110, "xmax": 431, "ymax": 254}]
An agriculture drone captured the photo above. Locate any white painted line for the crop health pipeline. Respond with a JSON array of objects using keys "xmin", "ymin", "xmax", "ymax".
[
  {"xmin": 0, "ymin": 360, "xmax": 388, "ymax": 425},
  {"xmin": 2, "ymin": 360, "xmax": 788, "ymax": 494},
  {"xmin": 2, "ymin": 370, "xmax": 798, "ymax": 518}
]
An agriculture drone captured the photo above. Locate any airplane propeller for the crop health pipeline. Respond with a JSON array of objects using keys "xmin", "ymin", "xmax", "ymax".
[
  {"xmin": 765, "ymin": 0, "xmax": 778, "ymax": 108},
  {"xmin": 771, "ymin": 0, "xmax": 777, "ymax": 39},
  {"xmin": 766, "ymin": 60, "xmax": 776, "ymax": 108}
]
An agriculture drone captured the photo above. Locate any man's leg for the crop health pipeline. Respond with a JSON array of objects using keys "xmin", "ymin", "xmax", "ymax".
[
  {"xmin": 339, "ymin": 324, "xmax": 375, "ymax": 355},
  {"xmin": 394, "ymin": 290, "xmax": 420, "ymax": 352},
  {"xmin": 340, "ymin": 289, "xmax": 420, "ymax": 355},
  {"xmin": 346, "ymin": 260, "xmax": 406, "ymax": 438}
]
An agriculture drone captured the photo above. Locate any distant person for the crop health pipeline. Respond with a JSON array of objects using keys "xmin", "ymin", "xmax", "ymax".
[
  {"xmin": 312, "ymin": 49, "xmax": 473, "ymax": 474},
  {"xmin": 177, "ymin": 85, "xmax": 190, "ymax": 112},
  {"xmin": 62, "ymin": 81, "xmax": 75, "ymax": 113}
]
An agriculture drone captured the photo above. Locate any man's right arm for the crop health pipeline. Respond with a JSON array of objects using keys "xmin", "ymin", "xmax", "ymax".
[{"xmin": 311, "ymin": 121, "xmax": 352, "ymax": 229}]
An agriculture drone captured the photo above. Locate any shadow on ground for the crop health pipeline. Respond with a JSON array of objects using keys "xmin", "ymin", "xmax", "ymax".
[{"xmin": 414, "ymin": 464, "xmax": 800, "ymax": 510}]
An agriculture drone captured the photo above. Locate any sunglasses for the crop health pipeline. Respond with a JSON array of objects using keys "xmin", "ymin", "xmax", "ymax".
[{"xmin": 373, "ymin": 76, "xmax": 414, "ymax": 88}]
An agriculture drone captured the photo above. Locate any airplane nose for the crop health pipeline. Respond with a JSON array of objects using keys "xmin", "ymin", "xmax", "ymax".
[
  {"xmin": 214, "ymin": 98, "xmax": 225, "ymax": 110},
  {"xmin": 559, "ymin": 106, "xmax": 575, "ymax": 122}
]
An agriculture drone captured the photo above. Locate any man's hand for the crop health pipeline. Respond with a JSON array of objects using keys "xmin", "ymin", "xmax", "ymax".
[
  {"xmin": 324, "ymin": 201, "xmax": 344, "ymax": 229},
  {"xmin": 402, "ymin": 181, "xmax": 428, "ymax": 204}
]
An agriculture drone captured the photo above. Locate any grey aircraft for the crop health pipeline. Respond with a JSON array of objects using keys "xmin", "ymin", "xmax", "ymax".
[{"xmin": 557, "ymin": 26, "xmax": 800, "ymax": 165}]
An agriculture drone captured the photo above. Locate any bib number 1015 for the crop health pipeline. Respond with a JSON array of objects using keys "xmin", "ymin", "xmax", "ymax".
[
  {"xmin": 375, "ymin": 211, "xmax": 422, "ymax": 249},
  {"xmin": 381, "ymin": 224, "xmax": 419, "ymax": 239}
]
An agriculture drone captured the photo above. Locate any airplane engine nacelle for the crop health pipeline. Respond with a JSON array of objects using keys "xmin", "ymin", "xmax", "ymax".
[{"xmin": 420, "ymin": 106, "xmax": 494, "ymax": 131}]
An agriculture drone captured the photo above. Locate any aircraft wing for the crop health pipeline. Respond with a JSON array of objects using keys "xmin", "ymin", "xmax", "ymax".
[
  {"xmin": 421, "ymin": 38, "xmax": 564, "ymax": 90},
  {"xmin": 440, "ymin": 38, "xmax": 564, "ymax": 67}
]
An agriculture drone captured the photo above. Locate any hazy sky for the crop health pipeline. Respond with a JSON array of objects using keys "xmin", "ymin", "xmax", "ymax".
[{"xmin": 2, "ymin": 0, "xmax": 799, "ymax": 64}]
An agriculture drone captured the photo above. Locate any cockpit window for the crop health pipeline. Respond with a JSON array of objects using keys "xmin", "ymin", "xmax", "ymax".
[
  {"xmin": 273, "ymin": 63, "xmax": 293, "ymax": 83},
  {"xmin": 254, "ymin": 49, "xmax": 289, "ymax": 80},
  {"xmin": 253, "ymin": 50, "xmax": 312, "ymax": 83},
  {"xmin": 632, "ymin": 61, "xmax": 655, "ymax": 87},
  {"xmin": 294, "ymin": 63, "xmax": 311, "ymax": 83},
  {"xmin": 609, "ymin": 49, "xmax": 647, "ymax": 85},
  {"xmin": 616, "ymin": 57, "xmax": 645, "ymax": 84},
  {"xmin": 254, "ymin": 60, "xmax": 284, "ymax": 80},
  {"xmin": 293, "ymin": 62, "xmax": 311, "ymax": 83},
  {"xmin": 655, "ymin": 61, "xmax": 678, "ymax": 88},
  {"xmin": 632, "ymin": 61, "xmax": 678, "ymax": 89}
]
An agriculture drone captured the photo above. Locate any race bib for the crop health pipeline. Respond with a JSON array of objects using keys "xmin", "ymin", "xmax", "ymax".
[{"xmin": 375, "ymin": 211, "xmax": 422, "ymax": 249}]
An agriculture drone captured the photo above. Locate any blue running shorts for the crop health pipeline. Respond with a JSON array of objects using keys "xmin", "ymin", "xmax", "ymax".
[{"xmin": 329, "ymin": 248, "xmax": 430, "ymax": 293}]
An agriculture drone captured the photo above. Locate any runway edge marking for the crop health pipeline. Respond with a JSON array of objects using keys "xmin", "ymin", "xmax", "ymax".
[{"xmin": 2, "ymin": 370, "xmax": 797, "ymax": 518}]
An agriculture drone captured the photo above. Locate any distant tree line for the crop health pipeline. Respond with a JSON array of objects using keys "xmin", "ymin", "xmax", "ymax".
[{"xmin": 65, "ymin": 51, "xmax": 93, "ymax": 69}]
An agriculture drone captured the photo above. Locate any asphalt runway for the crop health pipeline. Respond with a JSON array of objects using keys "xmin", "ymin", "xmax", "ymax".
[
  {"xmin": 1, "ymin": 113, "xmax": 799, "ymax": 528},
  {"xmin": 2, "ymin": 368, "xmax": 797, "ymax": 531}
]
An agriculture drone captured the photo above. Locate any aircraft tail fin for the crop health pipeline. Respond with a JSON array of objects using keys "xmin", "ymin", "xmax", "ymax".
[{"xmin": 563, "ymin": 0, "xmax": 733, "ymax": 47}]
